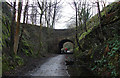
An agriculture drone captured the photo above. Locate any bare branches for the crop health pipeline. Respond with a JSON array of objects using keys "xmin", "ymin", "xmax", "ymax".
[
  {"xmin": 73, "ymin": 0, "xmax": 83, "ymax": 51},
  {"xmin": 23, "ymin": 0, "xmax": 29, "ymax": 23},
  {"xmin": 37, "ymin": 0, "xmax": 43, "ymax": 10}
]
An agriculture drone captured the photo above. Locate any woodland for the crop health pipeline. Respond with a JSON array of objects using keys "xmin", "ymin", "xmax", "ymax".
[{"xmin": 0, "ymin": 0, "xmax": 120, "ymax": 77}]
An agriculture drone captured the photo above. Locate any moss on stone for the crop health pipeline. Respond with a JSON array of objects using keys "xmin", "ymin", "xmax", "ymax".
[{"xmin": 73, "ymin": 2, "xmax": 120, "ymax": 77}]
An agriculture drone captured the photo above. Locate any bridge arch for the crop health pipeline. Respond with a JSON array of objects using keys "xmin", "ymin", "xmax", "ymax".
[{"xmin": 58, "ymin": 39, "xmax": 74, "ymax": 53}]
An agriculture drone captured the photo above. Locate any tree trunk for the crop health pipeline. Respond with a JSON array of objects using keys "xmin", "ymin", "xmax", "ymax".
[
  {"xmin": 37, "ymin": 0, "xmax": 45, "ymax": 56},
  {"xmin": 26, "ymin": 10, "xmax": 28, "ymax": 24},
  {"xmin": 51, "ymin": 3, "xmax": 56, "ymax": 29},
  {"xmin": 18, "ymin": 0, "xmax": 28, "ymax": 52},
  {"xmin": 74, "ymin": 2, "xmax": 83, "ymax": 51},
  {"xmin": 96, "ymin": 1, "xmax": 106, "ymax": 42},
  {"xmin": 84, "ymin": 20, "xmax": 87, "ymax": 32},
  {"xmin": 10, "ymin": 1, "xmax": 16, "ymax": 56},
  {"xmin": 14, "ymin": 1, "xmax": 22, "ymax": 55},
  {"xmin": 47, "ymin": 1, "xmax": 52, "ymax": 39},
  {"xmin": 38, "ymin": 13, "xmax": 43, "ymax": 55},
  {"xmin": 96, "ymin": 2, "xmax": 102, "ymax": 29}
]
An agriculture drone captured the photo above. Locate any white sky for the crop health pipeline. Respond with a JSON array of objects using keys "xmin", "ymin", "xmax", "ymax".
[
  {"xmin": 5, "ymin": 0, "xmax": 116, "ymax": 29},
  {"xmin": 55, "ymin": 0, "xmax": 115, "ymax": 29}
]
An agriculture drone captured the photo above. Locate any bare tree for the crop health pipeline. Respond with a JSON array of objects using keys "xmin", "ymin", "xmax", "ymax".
[
  {"xmin": 51, "ymin": 0, "xmax": 57, "ymax": 28},
  {"xmin": 73, "ymin": 1, "xmax": 83, "ymax": 51},
  {"xmin": 18, "ymin": 0, "xmax": 29, "ymax": 52},
  {"xmin": 44, "ymin": 0, "xmax": 51, "ymax": 39},
  {"xmin": 10, "ymin": 1, "xmax": 16, "ymax": 56},
  {"xmin": 48, "ymin": 1, "xmax": 52, "ymax": 28},
  {"xmin": 31, "ymin": 4, "xmax": 34, "ymax": 24},
  {"xmin": 96, "ymin": 1, "xmax": 106, "ymax": 42},
  {"xmin": 37, "ymin": 0, "xmax": 62, "ymax": 54},
  {"xmin": 26, "ymin": 7, "xmax": 29, "ymax": 24},
  {"xmin": 45, "ymin": 0, "xmax": 62, "ymax": 28},
  {"xmin": 102, "ymin": 1, "xmax": 107, "ymax": 16},
  {"xmin": 82, "ymin": 3, "xmax": 92, "ymax": 32},
  {"xmin": 44, "ymin": 0, "xmax": 51, "ymax": 28},
  {"xmin": 37, "ymin": 0, "xmax": 46, "ymax": 55},
  {"xmin": 14, "ymin": 1, "xmax": 23, "ymax": 55},
  {"xmin": 23, "ymin": 0, "xmax": 29, "ymax": 24},
  {"xmin": 30, "ymin": 2, "xmax": 38, "ymax": 25},
  {"xmin": 96, "ymin": 1, "xmax": 102, "ymax": 29}
]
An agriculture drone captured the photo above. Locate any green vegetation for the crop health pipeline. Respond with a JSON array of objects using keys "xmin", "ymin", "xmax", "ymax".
[
  {"xmin": 73, "ymin": 2, "xmax": 120, "ymax": 77},
  {"xmin": 2, "ymin": 8, "xmax": 24, "ymax": 73},
  {"xmin": 21, "ymin": 39, "xmax": 34, "ymax": 57},
  {"xmin": 0, "ymin": 37, "xmax": 1, "ymax": 46},
  {"xmin": 90, "ymin": 35, "xmax": 120, "ymax": 76},
  {"xmin": 1, "ymin": 1, "xmax": 120, "ymax": 77},
  {"xmin": 78, "ymin": 29, "xmax": 92, "ymax": 41},
  {"xmin": 2, "ymin": 54, "xmax": 24, "ymax": 72},
  {"xmin": 2, "ymin": 15, "xmax": 10, "ymax": 47},
  {"xmin": 1, "ymin": 2, "xmax": 36, "ymax": 74}
]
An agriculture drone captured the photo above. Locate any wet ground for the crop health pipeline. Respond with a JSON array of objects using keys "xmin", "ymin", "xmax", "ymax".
[
  {"xmin": 27, "ymin": 54, "xmax": 69, "ymax": 76},
  {"xmin": 3, "ymin": 54, "xmax": 95, "ymax": 77}
]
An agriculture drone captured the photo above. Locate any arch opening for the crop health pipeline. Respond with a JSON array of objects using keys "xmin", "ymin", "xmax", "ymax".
[{"xmin": 59, "ymin": 39, "xmax": 74, "ymax": 54}]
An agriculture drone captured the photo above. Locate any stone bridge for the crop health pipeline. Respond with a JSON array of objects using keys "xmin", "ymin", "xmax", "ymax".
[
  {"xmin": 50, "ymin": 29, "xmax": 75, "ymax": 53},
  {"xmin": 22, "ymin": 24, "xmax": 76, "ymax": 54}
]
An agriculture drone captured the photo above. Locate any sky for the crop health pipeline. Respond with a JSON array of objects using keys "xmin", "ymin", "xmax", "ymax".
[
  {"xmin": 5, "ymin": 0, "xmax": 116, "ymax": 29},
  {"xmin": 55, "ymin": 0, "xmax": 115, "ymax": 29}
]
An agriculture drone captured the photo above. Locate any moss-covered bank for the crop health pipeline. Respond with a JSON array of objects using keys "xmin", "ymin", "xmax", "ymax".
[
  {"xmin": 72, "ymin": 2, "xmax": 120, "ymax": 77},
  {"xmin": 1, "ymin": 2, "xmax": 49, "ymax": 76}
]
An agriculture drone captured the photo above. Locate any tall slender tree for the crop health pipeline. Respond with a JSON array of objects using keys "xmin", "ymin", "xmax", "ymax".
[
  {"xmin": 45, "ymin": 1, "xmax": 50, "ymax": 28},
  {"xmin": 14, "ymin": 0, "xmax": 22, "ymax": 55},
  {"xmin": 10, "ymin": 1, "xmax": 16, "ymax": 56},
  {"xmin": 37, "ymin": 0, "xmax": 45, "ymax": 55},
  {"xmin": 96, "ymin": 1, "xmax": 102, "ymax": 29},
  {"xmin": 30, "ymin": 2, "xmax": 38, "ymax": 25},
  {"xmin": 73, "ymin": 1, "xmax": 83, "ymax": 51},
  {"xmin": 51, "ymin": 0, "xmax": 57, "ymax": 28},
  {"xmin": 18, "ymin": 0, "xmax": 29, "ymax": 52},
  {"xmin": 37, "ymin": 0, "xmax": 61, "ymax": 54},
  {"xmin": 82, "ymin": 3, "xmax": 91, "ymax": 32},
  {"xmin": 96, "ymin": 1, "xmax": 106, "ymax": 42}
]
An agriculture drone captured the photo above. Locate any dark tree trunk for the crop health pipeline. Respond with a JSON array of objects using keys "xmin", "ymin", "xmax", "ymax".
[
  {"xmin": 74, "ymin": 2, "xmax": 83, "ymax": 51},
  {"xmin": 10, "ymin": 1, "xmax": 16, "ymax": 56},
  {"xmin": 51, "ymin": 3, "xmax": 56, "ymax": 28},
  {"xmin": 96, "ymin": 2, "xmax": 106, "ymax": 42},
  {"xmin": 38, "ymin": 13, "xmax": 43, "ymax": 55},
  {"xmin": 14, "ymin": 1, "xmax": 22, "ymax": 55},
  {"xmin": 96, "ymin": 2, "xmax": 102, "ymax": 29},
  {"xmin": 84, "ymin": 21, "xmax": 87, "ymax": 32},
  {"xmin": 18, "ymin": 0, "xmax": 28, "ymax": 52},
  {"xmin": 26, "ymin": 10, "xmax": 28, "ymax": 24}
]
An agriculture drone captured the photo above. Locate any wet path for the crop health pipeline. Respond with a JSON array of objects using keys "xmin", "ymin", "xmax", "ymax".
[{"xmin": 29, "ymin": 54, "xmax": 69, "ymax": 76}]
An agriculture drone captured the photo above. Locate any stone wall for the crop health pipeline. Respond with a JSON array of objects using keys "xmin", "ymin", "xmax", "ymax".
[{"xmin": 22, "ymin": 24, "xmax": 76, "ymax": 54}]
